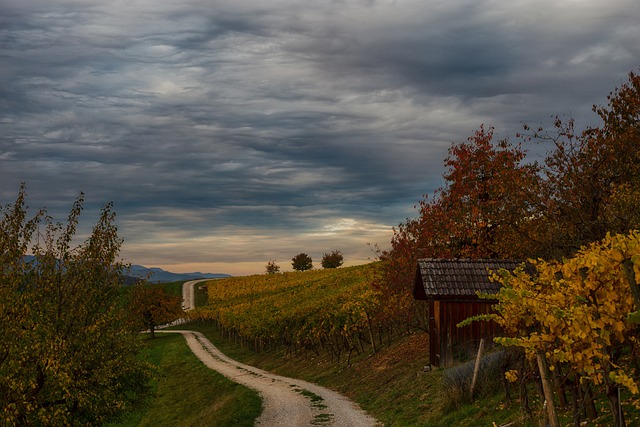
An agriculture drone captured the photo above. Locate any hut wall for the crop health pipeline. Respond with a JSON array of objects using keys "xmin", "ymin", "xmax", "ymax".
[{"xmin": 429, "ymin": 300, "xmax": 498, "ymax": 368}]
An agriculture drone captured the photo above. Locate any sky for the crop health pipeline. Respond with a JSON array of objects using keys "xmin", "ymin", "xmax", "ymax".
[{"xmin": 1, "ymin": 0, "xmax": 639, "ymax": 276}]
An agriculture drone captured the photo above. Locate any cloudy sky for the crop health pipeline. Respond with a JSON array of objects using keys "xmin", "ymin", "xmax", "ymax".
[{"xmin": 1, "ymin": 0, "xmax": 638, "ymax": 275}]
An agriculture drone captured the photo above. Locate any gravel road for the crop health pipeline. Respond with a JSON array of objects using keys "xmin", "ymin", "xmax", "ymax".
[{"xmin": 157, "ymin": 280, "xmax": 380, "ymax": 427}]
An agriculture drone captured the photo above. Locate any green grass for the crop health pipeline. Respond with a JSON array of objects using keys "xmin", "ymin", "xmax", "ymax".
[
  {"xmin": 175, "ymin": 322, "xmax": 499, "ymax": 426},
  {"xmin": 155, "ymin": 281, "xmax": 184, "ymax": 297},
  {"xmin": 108, "ymin": 333, "xmax": 261, "ymax": 427},
  {"xmin": 193, "ymin": 280, "xmax": 209, "ymax": 308}
]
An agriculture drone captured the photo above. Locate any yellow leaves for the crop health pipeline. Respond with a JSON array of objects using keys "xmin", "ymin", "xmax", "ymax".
[
  {"xmin": 196, "ymin": 264, "xmax": 382, "ymax": 352},
  {"xmin": 609, "ymin": 370, "xmax": 639, "ymax": 394},
  {"xmin": 490, "ymin": 230, "xmax": 640, "ymax": 392},
  {"xmin": 505, "ymin": 370, "xmax": 519, "ymax": 383},
  {"xmin": 611, "ymin": 248, "xmax": 626, "ymax": 263}
]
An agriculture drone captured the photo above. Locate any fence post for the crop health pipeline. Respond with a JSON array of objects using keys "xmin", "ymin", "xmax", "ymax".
[
  {"xmin": 536, "ymin": 350, "xmax": 559, "ymax": 427},
  {"xmin": 470, "ymin": 339, "xmax": 485, "ymax": 400}
]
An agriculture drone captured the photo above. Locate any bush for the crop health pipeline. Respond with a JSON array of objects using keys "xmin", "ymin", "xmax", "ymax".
[
  {"xmin": 265, "ymin": 259, "xmax": 280, "ymax": 274},
  {"xmin": 0, "ymin": 185, "xmax": 154, "ymax": 425},
  {"xmin": 321, "ymin": 250, "xmax": 344, "ymax": 269},
  {"xmin": 291, "ymin": 253, "xmax": 313, "ymax": 271}
]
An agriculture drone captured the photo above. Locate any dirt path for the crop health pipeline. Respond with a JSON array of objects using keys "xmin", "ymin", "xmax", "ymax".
[
  {"xmin": 181, "ymin": 278, "xmax": 207, "ymax": 311},
  {"xmin": 158, "ymin": 280, "xmax": 380, "ymax": 427}
]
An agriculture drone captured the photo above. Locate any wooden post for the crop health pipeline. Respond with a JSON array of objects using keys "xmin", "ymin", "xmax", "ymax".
[
  {"xmin": 365, "ymin": 312, "xmax": 377, "ymax": 354},
  {"xmin": 470, "ymin": 339, "xmax": 485, "ymax": 400},
  {"xmin": 536, "ymin": 350, "xmax": 559, "ymax": 427}
]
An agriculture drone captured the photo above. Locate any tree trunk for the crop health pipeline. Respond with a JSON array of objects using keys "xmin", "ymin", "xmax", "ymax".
[
  {"xmin": 470, "ymin": 339, "xmax": 485, "ymax": 400},
  {"xmin": 519, "ymin": 358, "xmax": 531, "ymax": 417},
  {"xmin": 551, "ymin": 363, "xmax": 567, "ymax": 406},
  {"xmin": 567, "ymin": 375, "xmax": 582, "ymax": 427},
  {"xmin": 365, "ymin": 313, "xmax": 377, "ymax": 354},
  {"xmin": 581, "ymin": 382, "xmax": 598, "ymax": 421}
]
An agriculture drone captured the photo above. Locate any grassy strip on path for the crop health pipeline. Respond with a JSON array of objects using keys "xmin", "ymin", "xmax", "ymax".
[{"xmin": 108, "ymin": 332, "xmax": 261, "ymax": 427}]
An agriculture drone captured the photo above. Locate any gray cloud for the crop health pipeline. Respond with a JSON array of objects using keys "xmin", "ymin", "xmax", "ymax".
[{"xmin": 1, "ymin": 0, "xmax": 638, "ymax": 274}]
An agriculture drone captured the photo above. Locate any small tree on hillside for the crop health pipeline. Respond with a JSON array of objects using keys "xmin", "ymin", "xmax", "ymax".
[
  {"xmin": 321, "ymin": 250, "xmax": 344, "ymax": 268},
  {"xmin": 129, "ymin": 283, "xmax": 184, "ymax": 339},
  {"xmin": 291, "ymin": 253, "xmax": 313, "ymax": 271},
  {"xmin": 265, "ymin": 259, "xmax": 280, "ymax": 274}
]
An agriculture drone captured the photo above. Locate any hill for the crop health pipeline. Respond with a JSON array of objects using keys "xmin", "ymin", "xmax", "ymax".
[
  {"xmin": 127, "ymin": 264, "xmax": 230, "ymax": 283},
  {"xmin": 23, "ymin": 256, "xmax": 229, "ymax": 284},
  {"xmin": 187, "ymin": 263, "xmax": 636, "ymax": 426},
  {"xmin": 192, "ymin": 263, "xmax": 381, "ymax": 359}
]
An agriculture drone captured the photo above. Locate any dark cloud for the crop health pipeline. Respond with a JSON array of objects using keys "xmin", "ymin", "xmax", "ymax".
[{"xmin": 1, "ymin": 0, "xmax": 638, "ymax": 274}]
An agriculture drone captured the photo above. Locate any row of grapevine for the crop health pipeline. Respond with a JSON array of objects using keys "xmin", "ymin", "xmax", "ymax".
[
  {"xmin": 476, "ymin": 231, "xmax": 640, "ymax": 427},
  {"xmin": 190, "ymin": 263, "xmax": 390, "ymax": 361}
]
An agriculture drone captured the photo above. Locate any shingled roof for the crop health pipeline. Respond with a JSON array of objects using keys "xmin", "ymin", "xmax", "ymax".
[{"xmin": 413, "ymin": 258, "xmax": 527, "ymax": 300}]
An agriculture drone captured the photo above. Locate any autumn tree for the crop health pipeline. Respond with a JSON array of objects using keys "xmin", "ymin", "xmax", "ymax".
[
  {"xmin": 0, "ymin": 185, "xmax": 153, "ymax": 426},
  {"xmin": 129, "ymin": 283, "xmax": 184, "ymax": 339},
  {"xmin": 377, "ymin": 126, "xmax": 543, "ymax": 326},
  {"xmin": 321, "ymin": 250, "xmax": 344, "ymax": 268},
  {"xmin": 434, "ymin": 125, "xmax": 543, "ymax": 259},
  {"xmin": 265, "ymin": 259, "xmax": 280, "ymax": 274},
  {"xmin": 525, "ymin": 70, "xmax": 640, "ymax": 258},
  {"xmin": 291, "ymin": 253, "xmax": 313, "ymax": 271}
]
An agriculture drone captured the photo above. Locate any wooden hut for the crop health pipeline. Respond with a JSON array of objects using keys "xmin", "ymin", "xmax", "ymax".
[{"xmin": 413, "ymin": 259, "xmax": 526, "ymax": 368}]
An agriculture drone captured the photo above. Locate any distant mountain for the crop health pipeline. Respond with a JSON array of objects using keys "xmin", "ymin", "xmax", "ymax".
[
  {"xmin": 21, "ymin": 256, "xmax": 228, "ymax": 284},
  {"xmin": 127, "ymin": 265, "xmax": 230, "ymax": 283}
]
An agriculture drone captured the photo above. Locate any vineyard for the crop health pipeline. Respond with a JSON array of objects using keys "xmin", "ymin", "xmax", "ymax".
[{"xmin": 191, "ymin": 263, "xmax": 388, "ymax": 361}]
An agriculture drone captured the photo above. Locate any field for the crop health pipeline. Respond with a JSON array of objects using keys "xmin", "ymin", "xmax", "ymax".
[
  {"xmin": 192, "ymin": 264, "xmax": 384, "ymax": 362},
  {"xmin": 121, "ymin": 267, "xmax": 640, "ymax": 426}
]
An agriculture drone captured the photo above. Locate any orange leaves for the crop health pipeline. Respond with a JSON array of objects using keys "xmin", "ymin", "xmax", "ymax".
[{"xmin": 129, "ymin": 284, "xmax": 184, "ymax": 335}]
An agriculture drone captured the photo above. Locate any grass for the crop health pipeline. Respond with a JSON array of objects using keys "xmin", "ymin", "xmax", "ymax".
[
  {"xmin": 108, "ymin": 332, "xmax": 261, "ymax": 427},
  {"xmin": 193, "ymin": 280, "xmax": 209, "ymax": 307}
]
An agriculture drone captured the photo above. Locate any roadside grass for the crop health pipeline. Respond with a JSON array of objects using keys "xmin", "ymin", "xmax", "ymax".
[
  {"xmin": 121, "ymin": 279, "xmax": 640, "ymax": 426},
  {"xmin": 193, "ymin": 280, "xmax": 209, "ymax": 307},
  {"xmin": 155, "ymin": 281, "xmax": 184, "ymax": 297},
  {"xmin": 108, "ymin": 332, "xmax": 261, "ymax": 427}
]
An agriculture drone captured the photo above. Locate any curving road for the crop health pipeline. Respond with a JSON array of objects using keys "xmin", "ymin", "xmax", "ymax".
[
  {"xmin": 157, "ymin": 279, "xmax": 380, "ymax": 427},
  {"xmin": 181, "ymin": 278, "xmax": 208, "ymax": 311}
]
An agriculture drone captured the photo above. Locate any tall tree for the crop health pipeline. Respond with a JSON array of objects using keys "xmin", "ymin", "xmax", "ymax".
[
  {"xmin": 377, "ymin": 126, "xmax": 542, "ymax": 327},
  {"xmin": 435, "ymin": 125, "xmax": 542, "ymax": 259},
  {"xmin": 0, "ymin": 185, "xmax": 153, "ymax": 426},
  {"xmin": 529, "ymin": 71, "xmax": 640, "ymax": 257}
]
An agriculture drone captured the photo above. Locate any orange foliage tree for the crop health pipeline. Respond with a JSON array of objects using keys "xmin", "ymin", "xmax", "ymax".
[
  {"xmin": 129, "ymin": 284, "xmax": 184, "ymax": 339},
  {"xmin": 523, "ymin": 71, "xmax": 640, "ymax": 258},
  {"xmin": 376, "ymin": 125, "xmax": 542, "ymax": 327}
]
